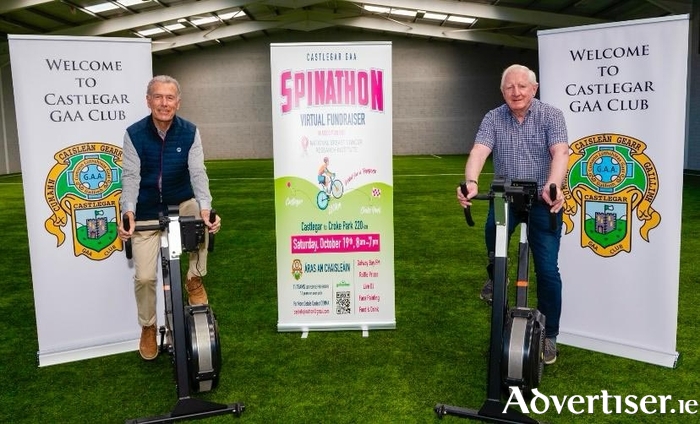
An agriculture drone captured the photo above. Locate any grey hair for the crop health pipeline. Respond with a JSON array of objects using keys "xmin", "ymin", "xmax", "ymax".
[
  {"xmin": 147, "ymin": 75, "xmax": 181, "ymax": 97},
  {"xmin": 500, "ymin": 64, "xmax": 538, "ymax": 89}
]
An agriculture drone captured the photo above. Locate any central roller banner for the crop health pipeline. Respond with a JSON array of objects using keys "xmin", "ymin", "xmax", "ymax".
[{"xmin": 270, "ymin": 42, "xmax": 395, "ymax": 334}]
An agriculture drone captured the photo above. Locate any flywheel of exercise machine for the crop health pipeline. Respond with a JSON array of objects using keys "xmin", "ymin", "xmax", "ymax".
[
  {"xmin": 185, "ymin": 304, "xmax": 222, "ymax": 393},
  {"xmin": 501, "ymin": 307, "xmax": 546, "ymax": 394}
]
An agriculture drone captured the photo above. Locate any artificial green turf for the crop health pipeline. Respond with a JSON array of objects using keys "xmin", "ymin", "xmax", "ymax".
[{"xmin": 0, "ymin": 156, "xmax": 698, "ymax": 423}]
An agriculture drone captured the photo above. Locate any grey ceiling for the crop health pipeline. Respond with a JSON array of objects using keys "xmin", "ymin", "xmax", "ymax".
[{"xmin": 0, "ymin": 0, "xmax": 693, "ymax": 62}]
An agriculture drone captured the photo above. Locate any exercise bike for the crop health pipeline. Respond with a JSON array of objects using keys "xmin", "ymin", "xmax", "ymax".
[
  {"xmin": 435, "ymin": 177, "xmax": 556, "ymax": 423},
  {"xmin": 124, "ymin": 206, "xmax": 244, "ymax": 423}
]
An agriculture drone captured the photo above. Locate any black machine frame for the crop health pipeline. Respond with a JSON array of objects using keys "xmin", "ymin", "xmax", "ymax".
[
  {"xmin": 435, "ymin": 177, "xmax": 557, "ymax": 423},
  {"xmin": 124, "ymin": 206, "xmax": 244, "ymax": 423}
]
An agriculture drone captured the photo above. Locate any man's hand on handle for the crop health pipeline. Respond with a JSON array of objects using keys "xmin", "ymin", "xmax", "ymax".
[
  {"xmin": 542, "ymin": 183, "xmax": 564, "ymax": 214},
  {"xmin": 118, "ymin": 211, "xmax": 135, "ymax": 241},
  {"xmin": 201, "ymin": 209, "xmax": 221, "ymax": 234}
]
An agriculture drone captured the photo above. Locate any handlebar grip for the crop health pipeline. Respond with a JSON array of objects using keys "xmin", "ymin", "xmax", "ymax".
[
  {"xmin": 459, "ymin": 182, "xmax": 475, "ymax": 227},
  {"xmin": 122, "ymin": 213, "xmax": 132, "ymax": 259},
  {"xmin": 208, "ymin": 209, "xmax": 217, "ymax": 252},
  {"xmin": 549, "ymin": 183, "xmax": 557, "ymax": 232}
]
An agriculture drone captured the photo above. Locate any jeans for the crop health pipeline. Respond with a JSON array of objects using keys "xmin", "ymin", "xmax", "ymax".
[{"xmin": 484, "ymin": 200, "xmax": 563, "ymax": 338}]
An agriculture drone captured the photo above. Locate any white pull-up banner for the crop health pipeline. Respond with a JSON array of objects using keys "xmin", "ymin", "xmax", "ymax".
[
  {"xmin": 270, "ymin": 42, "xmax": 395, "ymax": 333},
  {"xmin": 9, "ymin": 35, "xmax": 152, "ymax": 366},
  {"xmin": 538, "ymin": 15, "xmax": 689, "ymax": 367}
]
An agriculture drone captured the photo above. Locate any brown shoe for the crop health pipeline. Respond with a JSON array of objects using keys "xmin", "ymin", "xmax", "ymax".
[
  {"xmin": 139, "ymin": 324, "xmax": 158, "ymax": 360},
  {"xmin": 186, "ymin": 275, "xmax": 208, "ymax": 305}
]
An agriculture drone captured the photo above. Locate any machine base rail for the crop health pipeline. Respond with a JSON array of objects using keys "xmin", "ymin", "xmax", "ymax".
[
  {"xmin": 126, "ymin": 397, "xmax": 245, "ymax": 423},
  {"xmin": 434, "ymin": 399, "xmax": 540, "ymax": 424}
]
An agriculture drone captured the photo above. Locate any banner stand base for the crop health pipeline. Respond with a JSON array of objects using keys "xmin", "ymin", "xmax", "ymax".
[
  {"xmin": 558, "ymin": 332, "xmax": 679, "ymax": 368},
  {"xmin": 38, "ymin": 338, "xmax": 138, "ymax": 367},
  {"xmin": 278, "ymin": 322, "xmax": 396, "ymax": 333}
]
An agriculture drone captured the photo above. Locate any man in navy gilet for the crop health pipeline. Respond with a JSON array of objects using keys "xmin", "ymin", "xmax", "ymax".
[{"xmin": 118, "ymin": 75, "xmax": 222, "ymax": 361}]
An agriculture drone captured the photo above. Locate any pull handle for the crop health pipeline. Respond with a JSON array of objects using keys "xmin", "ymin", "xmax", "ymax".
[
  {"xmin": 207, "ymin": 209, "xmax": 217, "ymax": 252},
  {"xmin": 459, "ymin": 182, "xmax": 475, "ymax": 227},
  {"xmin": 122, "ymin": 213, "xmax": 132, "ymax": 259},
  {"xmin": 549, "ymin": 183, "xmax": 558, "ymax": 232}
]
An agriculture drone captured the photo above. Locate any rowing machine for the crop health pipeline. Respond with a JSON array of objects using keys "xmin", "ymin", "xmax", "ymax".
[
  {"xmin": 435, "ymin": 177, "xmax": 556, "ymax": 423},
  {"xmin": 124, "ymin": 206, "xmax": 244, "ymax": 423}
]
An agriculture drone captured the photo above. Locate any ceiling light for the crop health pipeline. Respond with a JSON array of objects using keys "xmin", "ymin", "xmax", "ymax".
[
  {"xmin": 423, "ymin": 12, "xmax": 447, "ymax": 21},
  {"xmin": 118, "ymin": 0, "xmax": 151, "ymax": 6},
  {"xmin": 391, "ymin": 9, "xmax": 416, "ymax": 18},
  {"xmin": 137, "ymin": 27, "xmax": 164, "ymax": 37},
  {"xmin": 447, "ymin": 15, "xmax": 476, "ymax": 25},
  {"xmin": 85, "ymin": 3, "xmax": 119, "ymax": 14},
  {"xmin": 87, "ymin": 0, "xmax": 152, "ymax": 13},
  {"xmin": 191, "ymin": 16, "xmax": 219, "ymax": 26},
  {"xmin": 364, "ymin": 5, "xmax": 390, "ymax": 14},
  {"xmin": 164, "ymin": 23, "xmax": 185, "ymax": 31}
]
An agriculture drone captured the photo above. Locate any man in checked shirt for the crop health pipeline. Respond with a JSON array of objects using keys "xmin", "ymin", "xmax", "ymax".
[{"xmin": 457, "ymin": 64, "xmax": 569, "ymax": 365}]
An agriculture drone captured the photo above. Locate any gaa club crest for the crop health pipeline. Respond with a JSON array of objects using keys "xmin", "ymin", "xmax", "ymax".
[
  {"xmin": 563, "ymin": 133, "xmax": 660, "ymax": 257},
  {"xmin": 44, "ymin": 142, "xmax": 123, "ymax": 260},
  {"xmin": 291, "ymin": 258, "xmax": 303, "ymax": 280}
]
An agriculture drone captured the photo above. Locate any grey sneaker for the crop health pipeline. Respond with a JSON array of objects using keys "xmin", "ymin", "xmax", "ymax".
[
  {"xmin": 480, "ymin": 279, "xmax": 493, "ymax": 303},
  {"xmin": 544, "ymin": 338, "xmax": 558, "ymax": 365}
]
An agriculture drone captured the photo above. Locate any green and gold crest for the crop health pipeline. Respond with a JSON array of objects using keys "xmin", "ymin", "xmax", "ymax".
[
  {"xmin": 563, "ymin": 134, "xmax": 660, "ymax": 257},
  {"xmin": 44, "ymin": 142, "xmax": 123, "ymax": 260}
]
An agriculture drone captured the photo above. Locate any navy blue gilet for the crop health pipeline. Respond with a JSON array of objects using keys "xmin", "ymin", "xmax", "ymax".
[{"xmin": 126, "ymin": 115, "xmax": 196, "ymax": 220}]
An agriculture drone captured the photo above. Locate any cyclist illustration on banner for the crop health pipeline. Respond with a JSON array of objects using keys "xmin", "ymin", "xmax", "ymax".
[{"xmin": 316, "ymin": 156, "xmax": 344, "ymax": 210}]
